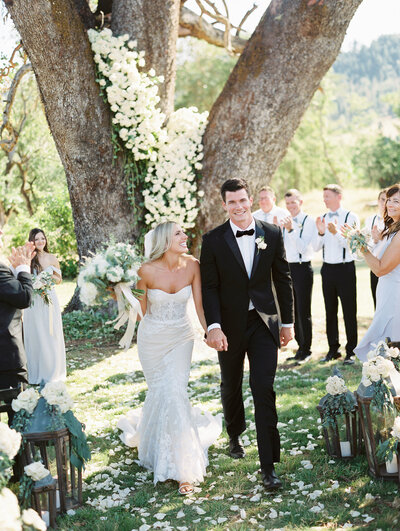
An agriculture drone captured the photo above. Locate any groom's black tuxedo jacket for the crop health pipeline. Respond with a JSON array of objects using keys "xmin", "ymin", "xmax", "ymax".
[
  {"xmin": 0, "ymin": 263, "xmax": 32, "ymax": 379},
  {"xmin": 200, "ymin": 219, "xmax": 294, "ymax": 346}
]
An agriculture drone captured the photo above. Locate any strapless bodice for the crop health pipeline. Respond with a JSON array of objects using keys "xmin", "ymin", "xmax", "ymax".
[{"xmin": 145, "ymin": 285, "xmax": 192, "ymax": 323}]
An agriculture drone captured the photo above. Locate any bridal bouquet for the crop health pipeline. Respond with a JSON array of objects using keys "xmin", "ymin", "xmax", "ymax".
[
  {"xmin": 32, "ymin": 271, "xmax": 55, "ymax": 305},
  {"xmin": 341, "ymin": 224, "xmax": 371, "ymax": 254},
  {"xmin": 78, "ymin": 242, "xmax": 143, "ymax": 349}
]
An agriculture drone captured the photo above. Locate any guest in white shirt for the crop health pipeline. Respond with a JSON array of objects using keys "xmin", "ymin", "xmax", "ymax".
[
  {"xmin": 253, "ymin": 186, "xmax": 289, "ymax": 225},
  {"xmin": 315, "ymin": 184, "xmax": 360, "ymax": 365},
  {"xmin": 282, "ymin": 189, "xmax": 317, "ymax": 362},
  {"xmin": 364, "ymin": 189, "xmax": 387, "ymax": 308}
]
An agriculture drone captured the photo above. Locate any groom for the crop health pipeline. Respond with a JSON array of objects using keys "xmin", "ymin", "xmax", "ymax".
[{"xmin": 200, "ymin": 178, "xmax": 294, "ymax": 490}]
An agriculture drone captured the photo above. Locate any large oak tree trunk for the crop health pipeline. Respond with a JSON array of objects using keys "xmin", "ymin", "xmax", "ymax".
[
  {"xmin": 111, "ymin": 0, "xmax": 181, "ymax": 117},
  {"xmin": 7, "ymin": 0, "xmax": 134, "ymax": 259},
  {"xmin": 196, "ymin": 0, "xmax": 363, "ymax": 239}
]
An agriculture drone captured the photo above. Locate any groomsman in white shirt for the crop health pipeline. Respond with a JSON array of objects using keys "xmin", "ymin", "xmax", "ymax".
[
  {"xmin": 253, "ymin": 186, "xmax": 289, "ymax": 225},
  {"xmin": 364, "ymin": 189, "xmax": 386, "ymax": 308},
  {"xmin": 315, "ymin": 184, "xmax": 360, "ymax": 365},
  {"xmin": 281, "ymin": 189, "xmax": 317, "ymax": 362}
]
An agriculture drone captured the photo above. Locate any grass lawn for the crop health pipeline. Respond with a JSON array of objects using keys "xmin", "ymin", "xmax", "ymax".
[{"xmin": 53, "ymin": 272, "xmax": 399, "ymax": 529}]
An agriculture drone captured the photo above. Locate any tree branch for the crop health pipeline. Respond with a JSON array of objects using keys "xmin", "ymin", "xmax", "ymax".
[
  {"xmin": 179, "ymin": 6, "xmax": 246, "ymax": 54},
  {"xmin": 0, "ymin": 63, "xmax": 32, "ymax": 152},
  {"xmin": 236, "ymin": 3, "xmax": 257, "ymax": 36},
  {"xmin": 0, "ymin": 43, "xmax": 23, "ymax": 82}
]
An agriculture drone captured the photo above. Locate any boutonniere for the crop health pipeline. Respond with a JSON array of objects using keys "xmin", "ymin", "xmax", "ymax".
[{"xmin": 255, "ymin": 236, "xmax": 267, "ymax": 252}]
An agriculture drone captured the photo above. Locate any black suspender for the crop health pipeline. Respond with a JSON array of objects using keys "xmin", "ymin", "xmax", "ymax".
[
  {"xmin": 322, "ymin": 211, "xmax": 350, "ymax": 263},
  {"xmin": 371, "ymin": 215, "xmax": 377, "ymax": 231},
  {"xmin": 298, "ymin": 214, "xmax": 308, "ymax": 263}
]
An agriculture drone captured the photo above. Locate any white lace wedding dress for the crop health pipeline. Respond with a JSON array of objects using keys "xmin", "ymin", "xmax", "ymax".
[
  {"xmin": 23, "ymin": 266, "xmax": 66, "ymax": 384},
  {"xmin": 117, "ymin": 285, "xmax": 222, "ymax": 485},
  {"xmin": 355, "ymin": 235, "xmax": 400, "ymax": 361}
]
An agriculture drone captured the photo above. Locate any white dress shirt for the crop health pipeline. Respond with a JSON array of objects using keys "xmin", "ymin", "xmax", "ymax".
[
  {"xmin": 253, "ymin": 205, "xmax": 289, "ymax": 224},
  {"xmin": 10, "ymin": 264, "xmax": 31, "ymax": 277},
  {"xmin": 283, "ymin": 211, "xmax": 317, "ymax": 263},
  {"xmin": 364, "ymin": 214, "xmax": 385, "ymax": 257},
  {"xmin": 207, "ymin": 218, "xmax": 292, "ymax": 332},
  {"xmin": 314, "ymin": 207, "xmax": 360, "ymax": 264}
]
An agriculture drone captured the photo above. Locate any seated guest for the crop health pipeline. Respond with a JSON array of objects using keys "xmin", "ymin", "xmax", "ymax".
[{"xmin": 253, "ymin": 186, "xmax": 289, "ymax": 225}]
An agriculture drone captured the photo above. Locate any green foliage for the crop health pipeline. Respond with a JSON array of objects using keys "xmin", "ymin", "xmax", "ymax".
[
  {"xmin": 175, "ymin": 38, "xmax": 237, "ymax": 112},
  {"xmin": 62, "ymin": 309, "xmax": 119, "ymax": 342},
  {"xmin": 321, "ymin": 391, "xmax": 357, "ymax": 428},
  {"xmin": 353, "ymin": 134, "xmax": 400, "ymax": 188},
  {"xmin": 376, "ymin": 437, "xmax": 399, "ymax": 463},
  {"xmin": 63, "ymin": 410, "xmax": 92, "ymax": 470},
  {"xmin": 0, "ymin": 451, "xmax": 13, "ymax": 489}
]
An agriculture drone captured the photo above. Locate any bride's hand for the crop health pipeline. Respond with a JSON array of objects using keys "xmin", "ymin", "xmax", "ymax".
[{"xmin": 106, "ymin": 286, "xmax": 117, "ymax": 300}]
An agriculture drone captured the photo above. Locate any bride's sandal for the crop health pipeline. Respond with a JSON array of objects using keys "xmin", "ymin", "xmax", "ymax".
[{"xmin": 178, "ymin": 482, "xmax": 194, "ymax": 495}]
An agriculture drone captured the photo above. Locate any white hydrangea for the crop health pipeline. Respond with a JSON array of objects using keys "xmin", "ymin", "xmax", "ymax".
[
  {"xmin": 0, "ymin": 488, "xmax": 22, "ymax": 531},
  {"xmin": 362, "ymin": 356, "xmax": 395, "ymax": 387},
  {"xmin": 41, "ymin": 381, "xmax": 74, "ymax": 414},
  {"xmin": 11, "ymin": 387, "xmax": 40, "ymax": 415},
  {"xmin": 0, "ymin": 424, "xmax": 21, "ymax": 460},
  {"xmin": 326, "ymin": 375, "xmax": 347, "ymax": 396},
  {"xmin": 21, "ymin": 509, "xmax": 46, "ymax": 531},
  {"xmin": 79, "ymin": 281, "xmax": 98, "ymax": 306},
  {"xmin": 24, "ymin": 461, "xmax": 49, "ymax": 482},
  {"xmin": 106, "ymin": 266, "xmax": 124, "ymax": 283}
]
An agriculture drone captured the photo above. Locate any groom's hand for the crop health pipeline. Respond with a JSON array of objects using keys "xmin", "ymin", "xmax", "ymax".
[
  {"xmin": 280, "ymin": 326, "xmax": 294, "ymax": 347},
  {"xmin": 207, "ymin": 328, "xmax": 228, "ymax": 351}
]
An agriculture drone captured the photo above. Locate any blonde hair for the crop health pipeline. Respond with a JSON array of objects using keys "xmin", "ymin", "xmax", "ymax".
[{"xmin": 148, "ymin": 221, "xmax": 176, "ymax": 261}]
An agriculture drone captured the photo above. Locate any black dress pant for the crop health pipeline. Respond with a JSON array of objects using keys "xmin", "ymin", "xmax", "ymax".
[
  {"xmin": 321, "ymin": 261, "xmax": 357, "ymax": 356},
  {"xmin": 370, "ymin": 270, "xmax": 379, "ymax": 308},
  {"xmin": 0, "ymin": 369, "xmax": 27, "ymax": 425},
  {"xmin": 289, "ymin": 262, "xmax": 313, "ymax": 355},
  {"xmin": 218, "ymin": 309, "xmax": 279, "ymax": 468}
]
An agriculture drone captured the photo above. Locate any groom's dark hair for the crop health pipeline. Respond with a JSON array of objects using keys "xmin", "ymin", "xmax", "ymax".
[{"xmin": 220, "ymin": 178, "xmax": 250, "ymax": 202}]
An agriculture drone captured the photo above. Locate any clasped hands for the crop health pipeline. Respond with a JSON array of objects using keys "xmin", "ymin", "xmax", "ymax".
[
  {"xmin": 8, "ymin": 241, "xmax": 36, "ymax": 268},
  {"xmin": 205, "ymin": 324, "xmax": 294, "ymax": 350}
]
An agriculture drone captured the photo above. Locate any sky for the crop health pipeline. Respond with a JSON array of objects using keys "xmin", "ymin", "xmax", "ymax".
[{"xmin": 1, "ymin": 0, "xmax": 400, "ymax": 60}]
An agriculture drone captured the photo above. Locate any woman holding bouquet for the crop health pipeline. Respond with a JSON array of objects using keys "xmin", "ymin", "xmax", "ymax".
[
  {"xmin": 354, "ymin": 184, "xmax": 400, "ymax": 361},
  {"xmin": 118, "ymin": 222, "xmax": 221, "ymax": 495},
  {"xmin": 23, "ymin": 228, "xmax": 66, "ymax": 384}
]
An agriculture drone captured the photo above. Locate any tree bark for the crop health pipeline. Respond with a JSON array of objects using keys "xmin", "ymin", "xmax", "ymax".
[
  {"xmin": 111, "ymin": 0, "xmax": 181, "ymax": 117},
  {"xmin": 196, "ymin": 0, "xmax": 363, "ymax": 238},
  {"xmin": 6, "ymin": 0, "xmax": 135, "ymax": 261}
]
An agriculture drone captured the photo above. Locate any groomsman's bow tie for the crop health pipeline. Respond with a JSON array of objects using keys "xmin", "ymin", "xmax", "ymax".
[
  {"xmin": 328, "ymin": 211, "xmax": 339, "ymax": 218},
  {"xmin": 236, "ymin": 229, "xmax": 255, "ymax": 238}
]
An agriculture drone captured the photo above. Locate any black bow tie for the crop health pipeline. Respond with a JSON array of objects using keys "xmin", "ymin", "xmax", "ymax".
[{"xmin": 236, "ymin": 228, "xmax": 255, "ymax": 238}]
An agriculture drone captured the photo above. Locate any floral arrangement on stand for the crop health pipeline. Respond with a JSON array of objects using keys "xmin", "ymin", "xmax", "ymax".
[
  {"xmin": 12, "ymin": 382, "xmax": 91, "ymax": 470},
  {"xmin": 320, "ymin": 375, "xmax": 356, "ymax": 428},
  {"xmin": 0, "ymin": 423, "xmax": 47, "ymax": 531},
  {"xmin": 31, "ymin": 271, "xmax": 55, "ymax": 305},
  {"xmin": 361, "ymin": 350, "xmax": 397, "ymax": 411},
  {"xmin": 87, "ymin": 28, "xmax": 208, "ymax": 233},
  {"xmin": 77, "ymin": 241, "xmax": 143, "ymax": 349}
]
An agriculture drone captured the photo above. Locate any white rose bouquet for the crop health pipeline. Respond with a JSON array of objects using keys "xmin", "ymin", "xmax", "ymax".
[
  {"xmin": 78, "ymin": 241, "xmax": 143, "ymax": 349},
  {"xmin": 0, "ymin": 424, "xmax": 22, "ymax": 489},
  {"xmin": 24, "ymin": 461, "xmax": 50, "ymax": 482},
  {"xmin": 41, "ymin": 381, "xmax": 74, "ymax": 414},
  {"xmin": 320, "ymin": 373, "xmax": 356, "ymax": 427},
  {"xmin": 0, "ymin": 487, "xmax": 46, "ymax": 531},
  {"xmin": 32, "ymin": 270, "xmax": 55, "ymax": 305}
]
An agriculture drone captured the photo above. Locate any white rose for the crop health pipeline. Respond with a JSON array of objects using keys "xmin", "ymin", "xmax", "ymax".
[
  {"xmin": 24, "ymin": 461, "xmax": 50, "ymax": 481},
  {"xmin": 21, "ymin": 509, "xmax": 46, "ymax": 531},
  {"xmin": 32, "ymin": 279, "xmax": 44, "ymax": 290},
  {"xmin": 0, "ymin": 488, "xmax": 22, "ymax": 531},
  {"xmin": 0, "ymin": 424, "xmax": 21, "ymax": 459},
  {"xmin": 388, "ymin": 347, "xmax": 400, "ymax": 359},
  {"xmin": 41, "ymin": 381, "xmax": 74, "ymax": 414}
]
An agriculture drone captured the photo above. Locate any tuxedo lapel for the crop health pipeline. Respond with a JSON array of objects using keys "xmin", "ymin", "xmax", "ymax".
[
  {"xmin": 223, "ymin": 223, "xmax": 247, "ymax": 275},
  {"xmin": 250, "ymin": 220, "xmax": 265, "ymax": 277}
]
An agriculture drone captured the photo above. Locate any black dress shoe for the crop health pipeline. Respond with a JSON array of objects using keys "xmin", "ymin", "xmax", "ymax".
[
  {"xmin": 343, "ymin": 354, "xmax": 355, "ymax": 365},
  {"xmin": 261, "ymin": 467, "xmax": 282, "ymax": 490},
  {"xmin": 228, "ymin": 436, "xmax": 245, "ymax": 459},
  {"xmin": 320, "ymin": 350, "xmax": 341, "ymax": 363}
]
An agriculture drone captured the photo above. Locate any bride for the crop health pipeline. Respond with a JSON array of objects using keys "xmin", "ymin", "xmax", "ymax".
[
  {"xmin": 354, "ymin": 183, "xmax": 400, "ymax": 361},
  {"xmin": 117, "ymin": 221, "xmax": 221, "ymax": 495}
]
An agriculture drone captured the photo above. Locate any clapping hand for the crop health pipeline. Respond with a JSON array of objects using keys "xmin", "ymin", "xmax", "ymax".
[
  {"xmin": 327, "ymin": 220, "xmax": 338, "ymax": 235},
  {"xmin": 281, "ymin": 216, "xmax": 293, "ymax": 231},
  {"xmin": 371, "ymin": 225, "xmax": 382, "ymax": 244},
  {"xmin": 316, "ymin": 216, "xmax": 326, "ymax": 235},
  {"xmin": 9, "ymin": 242, "xmax": 36, "ymax": 268}
]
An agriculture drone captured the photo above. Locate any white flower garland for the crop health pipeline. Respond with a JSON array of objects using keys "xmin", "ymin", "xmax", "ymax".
[{"xmin": 88, "ymin": 28, "xmax": 207, "ymax": 229}]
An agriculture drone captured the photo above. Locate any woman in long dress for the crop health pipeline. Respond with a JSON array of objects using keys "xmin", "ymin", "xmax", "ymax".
[
  {"xmin": 23, "ymin": 228, "xmax": 66, "ymax": 384},
  {"xmin": 117, "ymin": 222, "xmax": 221, "ymax": 495},
  {"xmin": 354, "ymin": 184, "xmax": 400, "ymax": 361}
]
